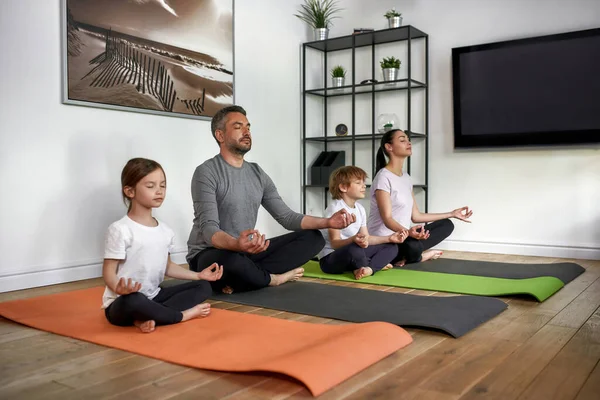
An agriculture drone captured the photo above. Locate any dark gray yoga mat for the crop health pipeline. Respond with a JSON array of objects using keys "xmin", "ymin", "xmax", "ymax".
[
  {"xmin": 401, "ymin": 259, "xmax": 585, "ymax": 284},
  {"xmin": 210, "ymin": 281, "xmax": 507, "ymax": 338}
]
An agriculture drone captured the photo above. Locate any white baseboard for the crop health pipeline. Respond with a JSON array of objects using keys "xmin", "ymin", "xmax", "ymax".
[
  {"xmin": 434, "ymin": 239, "xmax": 600, "ymax": 260},
  {"xmin": 0, "ymin": 248, "xmax": 189, "ymax": 293}
]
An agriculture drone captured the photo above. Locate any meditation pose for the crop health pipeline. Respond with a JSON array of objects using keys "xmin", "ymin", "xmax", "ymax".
[
  {"xmin": 102, "ymin": 158, "xmax": 223, "ymax": 333},
  {"xmin": 367, "ymin": 129, "xmax": 473, "ymax": 266},
  {"xmin": 187, "ymin": 105, "xmax": 352, "ymax": 293},
  {"xmin": 318, "ymin": 166, "xmax": 408, "ymax": 279}
]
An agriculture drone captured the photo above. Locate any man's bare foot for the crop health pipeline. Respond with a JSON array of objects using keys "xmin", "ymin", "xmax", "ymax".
[
  {"xmin": 181, "ymin": 302, "xmax": 211, "ymax": 322},
  {"xmin": 394, "ymin": 259, "xmax": 406, "ymax": 267},
  {"xmin": 269, "ymin": 267, "xmax": 304, "ymax": 286},
  {"xmin": 381, "ymin": 263, "xmax": 393, "ymax": 271},
  {"xmin": 134, "ymin": 320, "xmax": 156, "ymax": 333},
  {"xmin": 422, "ymin": 250, "xmax": 443, "ymax": 262},
  {"xmin": 353, "ymin": 266, "xmax": 373, "ymax": 280},
  {"xmin": 222, "ymin": 286, "xmax": 234, "ymax": 294}
]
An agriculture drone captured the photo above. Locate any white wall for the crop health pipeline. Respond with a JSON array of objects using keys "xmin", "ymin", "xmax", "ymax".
[
  {"xmin": 0, "ymin": 0, "xmax": 308, "ymax": 292},
  {"xmin": 1, "ymin": 0, "xmax": 599, "ymax": 292},
  {"xmin": 328, "ymin": 0, "xmax": 600, "ymax": 259}
]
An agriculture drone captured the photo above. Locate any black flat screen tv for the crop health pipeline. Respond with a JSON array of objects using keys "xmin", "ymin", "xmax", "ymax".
[{"xmin": 452, "ymin": 28, "xmax": 600, "ymax": 148}]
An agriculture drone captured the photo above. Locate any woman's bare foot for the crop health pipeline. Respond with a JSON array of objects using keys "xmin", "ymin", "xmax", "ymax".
[
  {"xmin": 181, "ymin": 302, "xmax": 211, "ymax": 322},
  {"xmin": 222, "ymin": 286, "xmax": 234, "ymax": 294},
  {"xmin": 353, "ymin": 266, "xmax": 373, "ymax": 280},
  {"xmin": 269, "ymin": 267, "xmax": 304, "ymax": 286},
  {"xmin": 394, "ymin": 259, "xmax": 406, "ymax": 268},
  {"xmin": 381, "ymin": 263, "xmax": 393, "ymax": 271},
  {"xmin": 134, "ymin": 320, "xmax": 156, "ymax": 333},
  {"xmin": 421, "ymin": 250, "xmax": 443, "ymax": 262}
]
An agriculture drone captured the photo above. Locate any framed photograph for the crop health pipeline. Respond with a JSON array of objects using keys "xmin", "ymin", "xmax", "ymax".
[{"xmin": 62, "ymin": 0, "xmax": 234, "ymax": 121}]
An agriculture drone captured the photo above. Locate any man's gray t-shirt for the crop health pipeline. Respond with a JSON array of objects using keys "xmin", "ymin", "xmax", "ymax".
[{"xmin": 186, "ymin": 154, "xmax": 304, "ymax": 263}]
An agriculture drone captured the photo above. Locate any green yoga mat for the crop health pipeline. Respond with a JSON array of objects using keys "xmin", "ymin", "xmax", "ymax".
[{"xmin": 302, "ymin": 261, "xmax": 564, "ymax": 302}]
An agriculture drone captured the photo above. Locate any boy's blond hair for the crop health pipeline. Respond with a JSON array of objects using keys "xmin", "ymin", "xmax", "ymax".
[{"xmin": 329, "ymin": 166, "xmax": 368, "ymax": 200}]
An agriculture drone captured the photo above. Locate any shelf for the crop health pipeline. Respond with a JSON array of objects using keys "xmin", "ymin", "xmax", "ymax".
[
  {"xmin": 304, "ymin": 26, "xmax": 427, "ymax": 52},
  {"xmin": 305, "ymin": 184, "xmax": 428, "ymax": 189},
  {"xmin": 306, "ymin": 79, "xmax": 426, "ymax": 97},
  {"xmin": 305, "ymin": 131, "xmax": 427, "ymax": 143}
]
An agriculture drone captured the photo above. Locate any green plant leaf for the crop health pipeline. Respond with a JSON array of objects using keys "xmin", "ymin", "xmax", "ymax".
[{"xmin": 294, "ymin": 0, "xmax": 343, "ymax": 29}]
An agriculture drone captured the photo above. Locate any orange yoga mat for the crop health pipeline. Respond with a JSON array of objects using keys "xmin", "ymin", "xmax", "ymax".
[{"xmin": 0, "ymin": 287, "xmax": 412, "ymax": 396}]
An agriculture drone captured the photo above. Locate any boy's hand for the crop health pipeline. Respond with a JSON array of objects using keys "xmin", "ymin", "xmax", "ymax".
[
  {"xmin": 114, "ymin": 277, "xmax": 142, "ymax": 295},
  {"xmin": 353, "ymin": 233, "xmax": 369, "ymax": 248}
]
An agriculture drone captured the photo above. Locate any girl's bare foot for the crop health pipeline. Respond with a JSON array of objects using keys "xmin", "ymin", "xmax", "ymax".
[
  {"xmin": 181, "ymin": 302, "xmax": 211, "ymax": 322},
  {"xmin": 394, "ymin": 259, "xmax": 406, "ymax": 267},
  {"xmin": 353, "ymin": 266, "xmax": 373, "ymax": 280},
  {"xmin": 422, "ymin": 250, "xmax": 443, "ymax": 262},
  {"xmin": 269, "ymin": 267, "xmax": 304, "ymax": 286},
  {"xmin": 222, "ymin": 286, "xmax": 234, "ymax": 294},
  {"xmin": 381, "ymin": 263, "xmax": 393, "ymax": 271},
  {"xmin": 134, "ymin": 320, "xmax": 156, "ymax": 333}
]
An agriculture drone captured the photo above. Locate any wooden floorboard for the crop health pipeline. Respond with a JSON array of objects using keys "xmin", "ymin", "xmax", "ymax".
[{"xmin": 0, "ymin": 251, "xmax": 598, "ymax": 399}]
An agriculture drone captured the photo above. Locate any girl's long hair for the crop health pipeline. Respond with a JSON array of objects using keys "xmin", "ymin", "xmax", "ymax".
[{"xmin": 375, "ymin": 129, "xmax": 403, "ymax": 175}]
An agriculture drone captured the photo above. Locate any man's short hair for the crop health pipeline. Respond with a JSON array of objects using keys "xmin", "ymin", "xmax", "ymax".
[
  {"xmin": 329, "ymin": 166, "xmax": 368, "ymax": 200},
  {"xmin": 211, "ymin": 105, "xmax": 247, "ymax": 145}
]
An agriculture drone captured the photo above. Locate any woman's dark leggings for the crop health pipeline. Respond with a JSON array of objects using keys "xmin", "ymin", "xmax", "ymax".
[
  {"xmin": 319, "ymin": 242, "xmax": 398, "ymax": 274},
  {"xmin": 105, "ymin": 280, "xmax": 212, "ymax": 327},
  {"xmin": 393, "ymin": 219, "xmax": 454, "ymax": 264}
]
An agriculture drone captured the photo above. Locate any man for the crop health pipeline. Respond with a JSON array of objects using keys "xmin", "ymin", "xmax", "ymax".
[{"xmin": 187, "ymin": 105, "xmax": 353, "ymax": 293}]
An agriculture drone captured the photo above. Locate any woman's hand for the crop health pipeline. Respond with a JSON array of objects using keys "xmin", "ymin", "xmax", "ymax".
[
  {"xmin": 409, "ymin": 225, "xmax": 430, "ymax": 240},
  {"xmin": 451, "ymin": 206, "xmax": 473, "ymax": 222},
  {"xmin": 389, "ymin": 230, "xmax": 409, "ymax": 243}
]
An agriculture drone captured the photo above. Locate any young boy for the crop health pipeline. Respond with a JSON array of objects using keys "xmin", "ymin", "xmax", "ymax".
[{"xmin": 318, "ymin": 166, "xmax": 408, "ymax": 279}]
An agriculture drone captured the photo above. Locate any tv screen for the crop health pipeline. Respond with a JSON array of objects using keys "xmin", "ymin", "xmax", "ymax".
[{"xmin": 452, "ymin": 28, "xmax": 600, "ymax": 148}]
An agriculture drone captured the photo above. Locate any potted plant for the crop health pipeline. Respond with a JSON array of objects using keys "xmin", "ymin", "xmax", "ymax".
[
  {"xmin": 380, "ymin": 56, "xmax": 401, "ymax": 81},
  {"xmin": 384, "ymin": 8, "xmax": 402, "ymax": 28},
  {"xmin": 331, "ymin": 65, "xmax": 346, "ymax": 87},
  {"xmin": 295, "ymin": 0, "xmax": 342, "ymax": 41}
]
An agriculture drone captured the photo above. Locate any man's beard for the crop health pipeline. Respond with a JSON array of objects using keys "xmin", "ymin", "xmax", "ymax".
[{"xmin": 227, "ymin": 140, "xmax": 251, "ymax": 155}]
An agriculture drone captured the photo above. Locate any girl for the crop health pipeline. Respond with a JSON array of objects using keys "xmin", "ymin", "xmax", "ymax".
[
  {"xmin": 367, "ymin": 129, "xmax": 473, "ymax": 266},
  {"xmin": 102, "ymin": 158, "xmax": 223, "ymax": 333},
  {"xmin": 318, "ymin": 166, "xmax": 408, "ymax": 279}
]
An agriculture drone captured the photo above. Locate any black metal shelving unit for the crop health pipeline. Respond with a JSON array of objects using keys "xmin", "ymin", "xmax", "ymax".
[{"xmin": 302, "ymin": 25, "xmax": 429, "ymax": 213}]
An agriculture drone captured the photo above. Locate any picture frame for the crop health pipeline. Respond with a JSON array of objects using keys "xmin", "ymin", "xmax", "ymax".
[{"xmin": 61, "ymin": 0, "xmax": 234, "ymax": 121}]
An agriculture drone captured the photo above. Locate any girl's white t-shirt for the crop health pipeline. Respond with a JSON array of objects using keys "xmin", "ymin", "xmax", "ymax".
[
  {"xmin": 318, "ymin": 199, "xmax": 367, "ymax": 259},
  {"xmin": 367, "ymin": 168, "xmax": 414, "ymax": 236},
  {"xmin": 102, "ymin": 216, "xmax": 175, "ymax": 309}
]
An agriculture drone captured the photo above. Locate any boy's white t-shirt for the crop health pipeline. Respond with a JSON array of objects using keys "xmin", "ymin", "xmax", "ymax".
[
  {"xmin": 318, "ymin": 199, "xmax": 367, "ymax": 259},
  {"xmin": 367, "ymin": 168, "xmax": 414, "ymax": 236},
  {"xmin": 102, "ymin": 216, "xmax": 175, "ymax": 309}
]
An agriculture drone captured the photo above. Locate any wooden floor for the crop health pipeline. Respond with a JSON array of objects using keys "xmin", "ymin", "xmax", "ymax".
[{"xmin": 1, "ymin": 251, "xmax": 599, "ymax": 400}]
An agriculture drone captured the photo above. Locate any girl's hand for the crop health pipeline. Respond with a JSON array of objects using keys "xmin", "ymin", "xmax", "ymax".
[
  {"xmin": 389, "ymin": 230, "xmax": 408, "ymax": 243},
  {"xmin": 197, "ymin": 263, "xmax": 224, "ymax": 281},
  {"xmin": 452, "ymin": 206, "xmax": 473, "ymax": 222},
  {"xmin": 353, "ymin": 233, "xmax": 369, "ymax": 248},
  {"xmin": 114, "ymin": 277, "xmax": 142, "ymax": 295}
]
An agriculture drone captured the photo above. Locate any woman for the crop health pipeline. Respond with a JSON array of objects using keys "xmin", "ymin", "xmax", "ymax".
[{"xmin": 367, "ymin": 129, "xmax": 473, "ymax": 266}]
